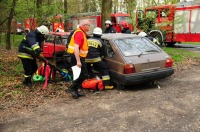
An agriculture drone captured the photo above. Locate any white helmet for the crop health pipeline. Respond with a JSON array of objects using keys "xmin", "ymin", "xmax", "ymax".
[
  {"xmin": 138, "ymin": 31, "xmax": 147, "ymax": 37},
  {"xmin": 37, "ymin": 25, "xmax": 49, "ymax": 35},
  {"xmin": 105, "ymin": 20, "xmax": 112, "ymax": 25},
  {"xmin": 93, "ymin": 27, "xmax": 102, "ymax": 36}
]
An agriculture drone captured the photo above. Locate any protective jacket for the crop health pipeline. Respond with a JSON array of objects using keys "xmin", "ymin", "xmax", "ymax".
[
  {"xmin": 67, "ymin": 28, "xmax": 88, "ymax": 57},
  {"xmin": 121, "ymin": 28, "xmax": 131, "ymax": 34},
  {"xmin": 85, "ymin": 36, "xmax": 104, "ymax": 63},
  {"xmin": 146, "ymin": 36, "xmax": 160, "ymax": 45},
  {"xmin": 104, "ymin": 26, "xmax": 116, "ymax": 33},
  {"xmin": 18, "ymin": 30, "xmax": 44, "ymax": 59}
]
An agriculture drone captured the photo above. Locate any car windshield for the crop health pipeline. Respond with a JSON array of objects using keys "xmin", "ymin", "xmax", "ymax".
[{"xmin": 114, "ymin": 37, "xmax": 161, "ymax": 57}]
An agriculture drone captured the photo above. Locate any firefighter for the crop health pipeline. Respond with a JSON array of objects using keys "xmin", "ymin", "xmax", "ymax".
[
  {"xmin": 104, "ymin": 20, "xmax": 116, "ymax": 33},
  {"xmin": 121, "ymin": 21, "xmax": 131, "ymax": 34},
  {"xmin": 66, "ymin": 19, "xmax": 91, "ymax": 99},
  {"xmin": 18, "ymin": 25, "xmax": 49, "ymax": 87},
  {"xmin": 138, "ymin": 31, "xmax": 160, "ymax": 45},
  {"xmin": 85, "ymin": 27, "xmax": 114, "ymax": 90}
]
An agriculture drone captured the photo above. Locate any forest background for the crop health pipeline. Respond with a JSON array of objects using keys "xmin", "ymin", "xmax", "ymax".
[{"xmin": 0, "ymin": 0, "xmax": 181, "ymax": 49}]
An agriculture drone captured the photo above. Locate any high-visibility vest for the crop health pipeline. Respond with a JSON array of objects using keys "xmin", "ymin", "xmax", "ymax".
[{"xmin": 67, "ymin": 28, "xmax": 88, "ymax": 57}]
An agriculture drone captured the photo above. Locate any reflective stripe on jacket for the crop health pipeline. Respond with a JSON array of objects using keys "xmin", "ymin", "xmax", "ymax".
[
  {"xmin": 85, "ymin": 37, "xmax": 104, "ymax": 63},
  {"xmin": 67, "ymin": 28, "xmax": 88, "ymax": 57},
  {"xmin": 18, "ymin": 31, "xmax": 42, "ymax": 59},
  {"xmin": 18, "ymin": 52, "xmax": 33, "ymax": 59}
]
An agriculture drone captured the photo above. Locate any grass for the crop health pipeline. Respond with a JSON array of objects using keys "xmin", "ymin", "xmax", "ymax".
[
  {"xmin": 163, "ymin": 47, "xmax": 200, "ymax": 65},
  {"xmin": 180, "ymin": 42, "xmax": 200, "ymax": 45},
  {"xmin": 0, "ymin": 33, "xmax": 24, "ymax": 47},
  {"xmin": 1, "ymin": 35, "xmax": 200, "ymax": 105}
]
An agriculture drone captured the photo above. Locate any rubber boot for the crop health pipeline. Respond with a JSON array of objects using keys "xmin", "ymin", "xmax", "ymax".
[
  {"xmin": 73, "ymin": 83, "xmax": 85, "ymax": 97},
  {"xmin": 23, "ymin": 77, "xmax": 32, "ymax": 88},
  {"xmin": 66, "ymin": 83, "xmax": 79, "ymax": 99},
  {"xmin": 105, "ymin": 85, "xmax": 114, "ymax": 90},
  {"xmin": 103, "ymin": 80, "xmax": 114, "ymax": 90},
  {"xmin": 75, "ymin": 90, "xmax": 85, "ymax": 97}
]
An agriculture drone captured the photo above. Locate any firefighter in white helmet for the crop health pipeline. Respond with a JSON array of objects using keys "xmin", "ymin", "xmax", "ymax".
[
  {"xmin": 18, "ymin": 25, "xmax": 49, "ymax": 87},
  {"xmin": 138, "ymin": 31, "xmax": 160, "ymax": 45},
  {"xmin": 104, "ymin": 20, "xmax": 116, "ymax": 33},
  {"xmin": 85, "ymin": 27, "xmax": 114, "ymax": 90}
]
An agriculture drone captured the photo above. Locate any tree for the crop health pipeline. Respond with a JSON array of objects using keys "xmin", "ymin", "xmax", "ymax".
[
  {"xmin": 6, "ymin": 0, "xmax": 17, "ymax": 50},
  {"xmin": 101, "ymin": 0, "xmax": 112, "ymax": 31},
  {"xmin": 124, "ymin": 0, "xmax": 137, "ymax": 30},
  {"xmin": 36, "ymin": 0, "xmax": 42, "ymax": 21},
  {"xmin": 64, "ymin": 0, "xmax": 68, "ymax": 31}
]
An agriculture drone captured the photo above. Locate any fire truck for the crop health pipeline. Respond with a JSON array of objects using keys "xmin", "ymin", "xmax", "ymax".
[
  {"xmin": 67, "ymin": 12, "xmax": 133, "ymax": 34},
  {"xmin": 136, "ymin": 0, "xmax": 200, "ymax": 46},
  {"xmin": 24, "ymin": 18, "xmax": 37, "ymax": 33},
  {"xmin": 10, "ymin": 19, "xmax": 23, "ymax": 34},
  {"xmin": 11, "ymin": 15, "xmax": 64, "ymax": 35},
  {"xmin": 49, "ymin": 15, "xmax": 65, "ymax": 32}
]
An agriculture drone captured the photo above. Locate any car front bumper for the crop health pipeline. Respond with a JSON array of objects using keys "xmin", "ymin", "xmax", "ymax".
[{"xmin": 110, "ymin": 68, "xmax": 174, "ymax": 85}]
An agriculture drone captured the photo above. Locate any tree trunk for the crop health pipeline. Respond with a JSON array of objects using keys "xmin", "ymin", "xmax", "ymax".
[
  {"xmin": 90, "ymin": 0, "xmax": 97, "ymax": 12},
  {"xmin": 6, "ymin": 0, "xmax": 17, "ymax": 50},
  {"xmin": 36, "ymin": 0, "xmax": 42, "ymax": 24},
  {"xmin": 101, "ymin": 0, "xmax": 112, "ymax": 31},
  {"xmin": 83, "ymin": 0, "xmax": 89, "ymax": 12},
  {"xmin": 64, "ymin": 0, "xmax": 68, "ymax": 31}
]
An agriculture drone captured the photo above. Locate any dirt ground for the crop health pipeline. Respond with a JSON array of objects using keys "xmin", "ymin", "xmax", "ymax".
[
  {"xmin": 0, "ymin": 64, "xmax": 200, "ymax": 132},
  {"xmin": 0, "ymin": 48, "xmax": 200, "ymax": 132}
]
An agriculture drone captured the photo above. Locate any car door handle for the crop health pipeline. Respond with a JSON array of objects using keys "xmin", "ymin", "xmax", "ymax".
[{"xmin": 43, "ymin": 46, "xmax": 48, "ymax": 48}]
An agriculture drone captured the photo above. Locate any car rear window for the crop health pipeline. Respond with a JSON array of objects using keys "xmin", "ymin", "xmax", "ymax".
[{"xmin": 114, "ymin": 37, "xmax": 161, "ymax": 56}]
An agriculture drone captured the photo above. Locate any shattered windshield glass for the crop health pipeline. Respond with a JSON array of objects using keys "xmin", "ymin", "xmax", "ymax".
[{"xmin": 114, "ymin": 37, "xmax": 161, "ymax": 57}]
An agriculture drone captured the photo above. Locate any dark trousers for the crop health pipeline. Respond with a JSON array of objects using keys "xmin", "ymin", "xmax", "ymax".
[
  {"xmin": 20, "ymin": 58, "xmax": 38, "ymax": 83},
  {"xmin": 70, "ymin": 55, "xmax": 88, "ymax": 91},
  {"xmin": 87, "ymin": 61, "xmax": 111, "ymax": 86}
]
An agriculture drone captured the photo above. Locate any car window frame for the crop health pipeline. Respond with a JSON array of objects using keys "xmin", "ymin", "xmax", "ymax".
[{"xmin": 103, "ymin": 39, "xmax": 115, "ymax": 58}]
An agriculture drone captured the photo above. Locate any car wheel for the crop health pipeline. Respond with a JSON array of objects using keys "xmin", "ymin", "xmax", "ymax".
[
  {"xmin": 116, "ymin": 82, "xmax": 125, "ymax": 90},
  {"xmin": 165, "ymin": 42, "xmax": 176, "ymax": 47},
  {"xmin": 149, "ymin": 30, "xmax": 164, "ymax": 47}
]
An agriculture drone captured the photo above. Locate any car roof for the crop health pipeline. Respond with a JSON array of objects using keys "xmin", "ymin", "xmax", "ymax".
[
  {"xmin": 49, "ymin": 32, "xmax": 70, "ymax": 36},
  {"xmin": 101, "ymin": 33, "xmax": 139, "ymax": 40}
]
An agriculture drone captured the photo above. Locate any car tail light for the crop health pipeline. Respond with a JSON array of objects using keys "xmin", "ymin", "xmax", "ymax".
[
  {"xmin": 124, "ymin": 64, "xmax": 135, "ymax": 74},
  {"xmin": 165, "ymin": 58, "xmax": 173, "ymax": 68}
]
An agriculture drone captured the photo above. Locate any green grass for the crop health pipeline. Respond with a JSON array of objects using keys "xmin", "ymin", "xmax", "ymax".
[
  {"xmin": 163, "ymin": 47, "xmax": 200, "ymax": 64},
  {"xmin": 0, "ymin": 33, "xmax": 24, "ymax": 47},
  {"xmin": 179, "ymin": 42, "xmax": 200, "ymax": 45}
]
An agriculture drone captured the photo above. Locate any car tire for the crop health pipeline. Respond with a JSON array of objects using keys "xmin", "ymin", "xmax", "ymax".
[
  {"xmin": 116, "ymin": 82, "xmax": 125, "ymax": 90},
  {"xmin": 149, "ymin": 30, "xmax": 164, "ymax": 47},
  {"xmin": 165, "ymin": 42, "xmax": 176, "ymax": 47}
]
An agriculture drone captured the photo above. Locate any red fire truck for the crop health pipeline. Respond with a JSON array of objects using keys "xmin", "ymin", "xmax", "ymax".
[
  {"xmin": 49, "ymin": 15, "xmax": 65, "ymax": 32},
  {"xmin": 11, "ymin": 15, "xmax": 64, "ymax": 35},
  {"xmin": 136, "ymin": 1, "xmax": 200, "ymax": 46},
  {"xmin": 67, "ymin": 12, "xmax": 133, "ymax": 34},
  {"xmin": 10, "ymin": 19, "xmax": 23, "ymax": 34},
  {"xmin": 24, "ymin": 18, "xmax": 37, "ymax": 32}
]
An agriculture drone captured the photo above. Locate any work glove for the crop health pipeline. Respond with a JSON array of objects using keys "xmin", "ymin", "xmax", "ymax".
[{"xmin": 35, "ymin": 48, "xmax": 42, "ymax": 56}]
